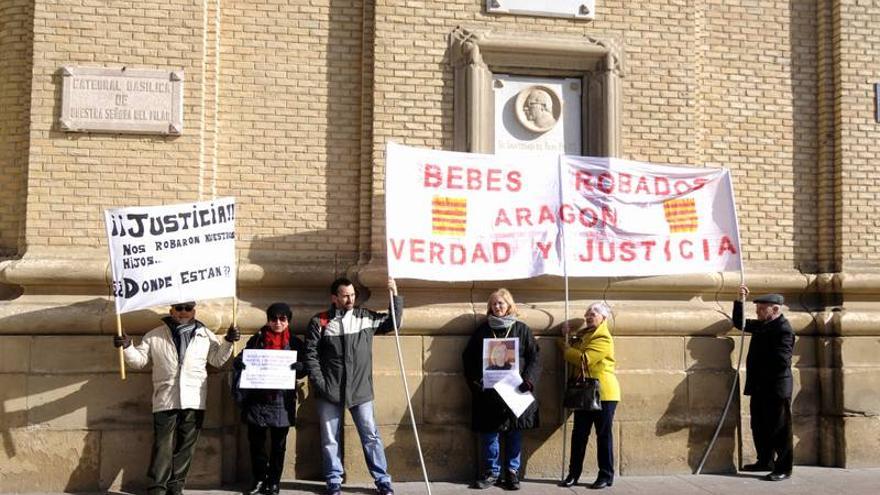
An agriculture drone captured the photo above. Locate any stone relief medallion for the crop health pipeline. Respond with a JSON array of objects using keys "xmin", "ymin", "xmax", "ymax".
[{"xmin": 515, "ymin": 85, "xmax": 562, "ymax": 133}]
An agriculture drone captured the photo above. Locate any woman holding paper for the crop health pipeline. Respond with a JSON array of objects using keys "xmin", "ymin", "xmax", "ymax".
[
  {"xmin": 557, "ymin": 302, "xmax": 620, "ymax": 490},
  {"xmin": 462, "ymin": 288, "xmax": 541, "ymax": 491},
  {"xmin": 231, "ymin": 303, "xmax": 307, "ymax": 495}
]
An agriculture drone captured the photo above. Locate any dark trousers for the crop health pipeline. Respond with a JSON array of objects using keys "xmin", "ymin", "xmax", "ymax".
[
  {"xmin": 567, "ymin": 401, "xmax": 617, "ymax": 482},
  {"xmin": 147, "ymin": 409, "xmax": 205, "ymax": 495},
  {"xmin": 247, "ymin": 424, "xmax": 290, "ymax": 485},
  {"xmin": 750, "ymin": 394, "xmax": 793, "ymax": 474}
]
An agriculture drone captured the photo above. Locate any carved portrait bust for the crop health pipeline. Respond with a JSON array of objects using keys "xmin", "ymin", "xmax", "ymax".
[{"xmin": 515, "ymin": 85, "xmax": 561, "ymax": 133}]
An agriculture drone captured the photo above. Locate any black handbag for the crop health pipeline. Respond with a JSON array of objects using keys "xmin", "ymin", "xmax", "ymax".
[{"xmin": 563, "ymin": 355, "xmax": 602, "ymax": 411}]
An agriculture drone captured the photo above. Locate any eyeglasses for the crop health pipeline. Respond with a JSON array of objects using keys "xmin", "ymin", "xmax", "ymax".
[
  {"xmin": 173, "ymin": 304, "xmax": 195, "ymax": 312},
  {"xmin": 269, "ymin": 315, "xmax": 288, "ymax": 322}
]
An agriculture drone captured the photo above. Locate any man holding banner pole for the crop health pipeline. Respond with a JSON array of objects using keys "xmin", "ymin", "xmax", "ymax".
[
  {"xmin": 304, "ymin": 277, "xmax": 402, "ymax": 495},
  {"xmin": 112, "ymin": 301, "xmax": 240, "ymax": 495},
  {"xmin": 733, "ymin": 285, "xmax": 794, "ymax": 481}
]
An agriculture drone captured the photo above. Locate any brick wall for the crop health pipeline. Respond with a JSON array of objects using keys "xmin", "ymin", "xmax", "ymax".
[
  {"xmin": 368, "ymin": 0, "xmax": 819, "ymax": 268},
  {"xmin": 836, "ymin": 0, "xmax": 880, "ymax": 267},
  {"xmin": 217, "ymin": 0, "xmax": 364, "ymax": 262},
  {"xmin": 3, "ymin": 0, "xmax": 880, "ymax": 491},
  {"xmin": 25, "ymin": 0, "xmax": 365, "ymax": 263},
  {"xmin": 0, "ymin": 0, "xmax": 33, "ymax": 256}
]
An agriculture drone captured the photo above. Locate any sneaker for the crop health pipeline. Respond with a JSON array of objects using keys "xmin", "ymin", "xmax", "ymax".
[
  {"xmin": 505, "ymin": 470, "xmax": 520, "ymax": 490},
  {"xmin": 376, "ymin": 481, "xmax": 394, "ymax": 495},
  {"xmin": 326, "ymin": 483, "xmax": 342, "ymax": 495},
  {"xmin": 473, "ymin": 472, "xmax": 500, "ymax": 489}
]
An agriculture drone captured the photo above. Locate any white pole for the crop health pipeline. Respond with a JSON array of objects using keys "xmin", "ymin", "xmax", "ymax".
[
  {"xmin": 695, "ymin": 272, "xmax": 747, "ymax": 474},
  {"xmin": 558, "ymin": 154, "xmax": 570, "ymax": 480},
  {"xmin": 696, "ymin": 170, "xmax": 746, "ymax": 474},
  {"xmin": 388, "ymin": 291, "xmax": 432, "ymax": 494}
]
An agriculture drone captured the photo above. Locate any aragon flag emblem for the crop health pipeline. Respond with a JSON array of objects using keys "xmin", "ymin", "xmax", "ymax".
[
  {"xmin": 663, "ymin": 198, "xmax": 698, "ymax": 233},
  {"xmin": 431, "ymin": 196, "xmax": 467, "ymax": 237}
]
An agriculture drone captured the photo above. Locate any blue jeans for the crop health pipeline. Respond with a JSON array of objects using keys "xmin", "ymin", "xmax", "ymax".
[
  {"xmin": 317, "ymin": 398, "xmax": 391, "ymax": 487},
  {"xmin": 480, "ymin": 430, "xmax": 522, "ymax": 475}
]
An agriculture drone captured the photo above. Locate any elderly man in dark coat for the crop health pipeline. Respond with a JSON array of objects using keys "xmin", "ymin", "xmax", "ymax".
[{"xmin": 733, "ymin": 285, "xmax": 795, "ymax": 481}]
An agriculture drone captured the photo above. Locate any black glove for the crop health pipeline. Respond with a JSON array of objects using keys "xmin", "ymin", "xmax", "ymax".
[
  {"xmin": 233, "ymin": 360, "xmax": 246, "ymax": 371},
  {"xmin": 225, "ymin": 324, "xmax": 241, "ymax": 342},
  {"xmin": 290, "ymin": 362, "xmax": 304, "ymax": 371},
  {"xmin": 113, "ymin": 333, "xmax": 131, "ymax": 349},
  {"xmin": 518, "ymin": 380, "xmax": 533, "ymax": 393}
]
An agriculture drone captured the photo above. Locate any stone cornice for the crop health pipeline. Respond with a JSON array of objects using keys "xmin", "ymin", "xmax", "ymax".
[
  {"xmin": 4, "ymin": 253, "xmax": 880, "ymax": 336},
  {"xmin": 449, "ymin": 25, "xmax": 623, "ymax": 75}
]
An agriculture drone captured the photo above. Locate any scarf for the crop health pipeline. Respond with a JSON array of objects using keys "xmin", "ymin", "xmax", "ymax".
[
  {"xmin": 163, "ymin": 316, "xmax": 198, "ymax": 367},
  {"xmin": 488, "ymin": 314, "xmax": 517, "ymax": 331},
  {"xmin": 261, "ymin": 326, "xmax": 290, "ymax": 350}
]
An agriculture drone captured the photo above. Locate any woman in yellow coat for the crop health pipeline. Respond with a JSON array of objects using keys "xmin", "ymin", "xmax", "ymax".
[{"xmin": 557, "ymin": 302, "xmax": 621, "ymax": 490}]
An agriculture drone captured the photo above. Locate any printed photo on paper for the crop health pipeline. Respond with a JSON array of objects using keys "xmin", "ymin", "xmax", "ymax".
[{"xmin": 482, "ymin": 338, "xmax": 519, "ymax": 388}]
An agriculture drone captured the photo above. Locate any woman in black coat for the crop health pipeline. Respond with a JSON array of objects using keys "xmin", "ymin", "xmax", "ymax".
[
  {"xmin": 231, "ymin": 303, "xmax": 307, "ymax": 495},
  {"xmin": 462, "ymin": 288, "xmax": 541, "ymax": 491}
]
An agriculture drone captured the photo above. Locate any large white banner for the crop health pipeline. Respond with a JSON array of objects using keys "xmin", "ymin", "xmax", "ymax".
[
  {"xmin": 561, "ymin": 156, "xmax": 742, "ymax": 276},
  {"xmin": 385, "ymin": 142, "xmax": 561, "ymax": 281},
  {"xmin": 386, "ymin": 143, "xmax": 742, "ymax": 280},
  {"xmin": 105, "ymin": 197, "xmax": 237, "ymax": 313}
]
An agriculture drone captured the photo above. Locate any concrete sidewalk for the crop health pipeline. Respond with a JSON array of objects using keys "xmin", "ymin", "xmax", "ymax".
[{"xmin": 16, "ymin": 467, "xmax": 880, "ymax": 495}]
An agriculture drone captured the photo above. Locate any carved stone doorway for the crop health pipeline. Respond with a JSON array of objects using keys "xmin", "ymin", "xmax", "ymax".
[{"xmin": 449, "ymin": 26, "xmax": 622, "ymax": 157}]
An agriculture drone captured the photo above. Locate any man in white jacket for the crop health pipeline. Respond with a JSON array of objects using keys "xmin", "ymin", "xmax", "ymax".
[{"xmin": 113, "ymin": 301, "xmax": 240, "ymax": 495}]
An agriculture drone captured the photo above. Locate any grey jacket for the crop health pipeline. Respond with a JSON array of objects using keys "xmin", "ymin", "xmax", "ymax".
[{"xmin": 304, "ymin": 295, "xmax": 403, "ymax": 407}]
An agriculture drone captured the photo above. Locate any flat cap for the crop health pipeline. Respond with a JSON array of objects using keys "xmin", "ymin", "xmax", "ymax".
[{"xmin": 753, "ymin": 293, "xmax": 784, "ymax": 305}]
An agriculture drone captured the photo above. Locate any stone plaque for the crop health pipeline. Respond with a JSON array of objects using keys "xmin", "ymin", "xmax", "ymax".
[
  {"xmin": 486, "ymin": 0, "xmax": 595, "ymax": 20},
  {"xmin": 60, "ymin": 66, "xmax": 183, "ymax": 135},
  {"xmin": 494, "ymin": 75, "xmax": 582, "ymax": 154}
]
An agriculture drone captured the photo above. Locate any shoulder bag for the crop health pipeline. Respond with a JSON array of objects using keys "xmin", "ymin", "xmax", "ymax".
[{"xmin": 563, "ymin": 353, "xmax": 602, "ymax": 411}]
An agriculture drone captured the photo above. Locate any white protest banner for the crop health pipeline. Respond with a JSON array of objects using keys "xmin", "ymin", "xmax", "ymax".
[
  {"xmin": 385, "ymin": 144, "xmax": 742, "ymax": 280},
  {"xmin": 105, "ymin": 197, "xmax": 236, "ymax": 313},
  {"xmin": 239, "ymin": 349, "xmax": 298, "ymax": 390},
  {"xmin": 560, "ymin": 156, "xmax": 742, "ymax": 276},
  {"xmin": 385, "ymin": 142, "xmax": 561, "ymax": 281}
]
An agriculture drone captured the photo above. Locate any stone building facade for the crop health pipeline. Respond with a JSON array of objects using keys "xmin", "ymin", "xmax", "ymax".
[{"xmin": 1, "ymin": 0, "xmax": 879, "ymax": 491}]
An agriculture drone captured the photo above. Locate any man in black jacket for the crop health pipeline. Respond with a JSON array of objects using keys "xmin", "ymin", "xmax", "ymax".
[
  {"xmin": 733, "ymin": 285, "xmax": 795, "ymax": 481},
  {"xmin": 304, "ymin": 277, "xmax": 402, "ymax": 495}
]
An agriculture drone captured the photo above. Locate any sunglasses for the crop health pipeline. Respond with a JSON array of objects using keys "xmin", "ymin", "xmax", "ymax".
[
  {"xmin": 173, "ymin": 304, "xmax": 195, "ymax": 312},
  {"xmin": 269, "ymin": 315, "xmax": 289, "ymax": 322}
]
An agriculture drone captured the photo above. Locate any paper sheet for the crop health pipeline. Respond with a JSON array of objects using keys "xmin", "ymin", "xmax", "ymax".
[
  {"xmin": 492, "ymin": 372, "xmax": 535, "ymax": 418},
  {"xmin": 239, "ymin": 349, "xmax": 298, "ymax": 389}
]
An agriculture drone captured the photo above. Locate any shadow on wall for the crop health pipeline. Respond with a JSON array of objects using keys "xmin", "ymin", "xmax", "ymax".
[
  {"xmin": 655, "ymin": 322, "xmax": 738, "ymax": 474},
  {"xmin": 381, "ymin": 295, "xmax": 571, "ymax": 484},
  {"xmin": 789, "ymin": 313, "xmax": 820, "ymax": 466},
  {"xmin": 0, "ymin": 297, "xmax": 159, "ymax": 492}
]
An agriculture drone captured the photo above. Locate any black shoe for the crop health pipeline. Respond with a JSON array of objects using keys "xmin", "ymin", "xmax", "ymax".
[
  {"xmin": 590, "ymin": 478, "xmax": 613, "ymax": 490},
  {"xmin": 376, "ymin": 481, "xmax": 394, "ymax": 495},
  {"xmin": 505, "ymin": 470, "xmax": 520, "ymax": 491},
  {"xmin": 473, "ymin": 472, "xmax": 499, "ymax": 489},
  {"xmin": 766, "ymin": 472, "xmax": 791, "ymax": 482},
  {"xmin": 243, "ymin": 481, "xmax": 265, "ymax": 495},
  {"xmin": 326, "ymin": 483, "xmax": 342, "ymax": 495},
  {"xmin": 558, "ymin": 474, "xmax": 578, "ymax": 487},
  {"xmin": 261, "ymin": 482, "xmax": 280, "ymax": 495},
  {"xmin": 742, "ymin": 462, "xmax": 773, "ymax": 472}
]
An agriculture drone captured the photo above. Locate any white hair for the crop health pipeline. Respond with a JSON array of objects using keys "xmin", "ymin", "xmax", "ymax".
[{"xmin": 587, "ymin": 302, "xmax": 612, "ymax": 319}]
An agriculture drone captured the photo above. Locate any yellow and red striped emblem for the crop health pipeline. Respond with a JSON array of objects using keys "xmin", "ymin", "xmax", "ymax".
[
  {"xmin": 663, "ymin": 198, "xmax": 698, "ymax": 233},
  {"xmin": 432, "ymin": 196, "xmax": 467, "ymax": 237}
]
